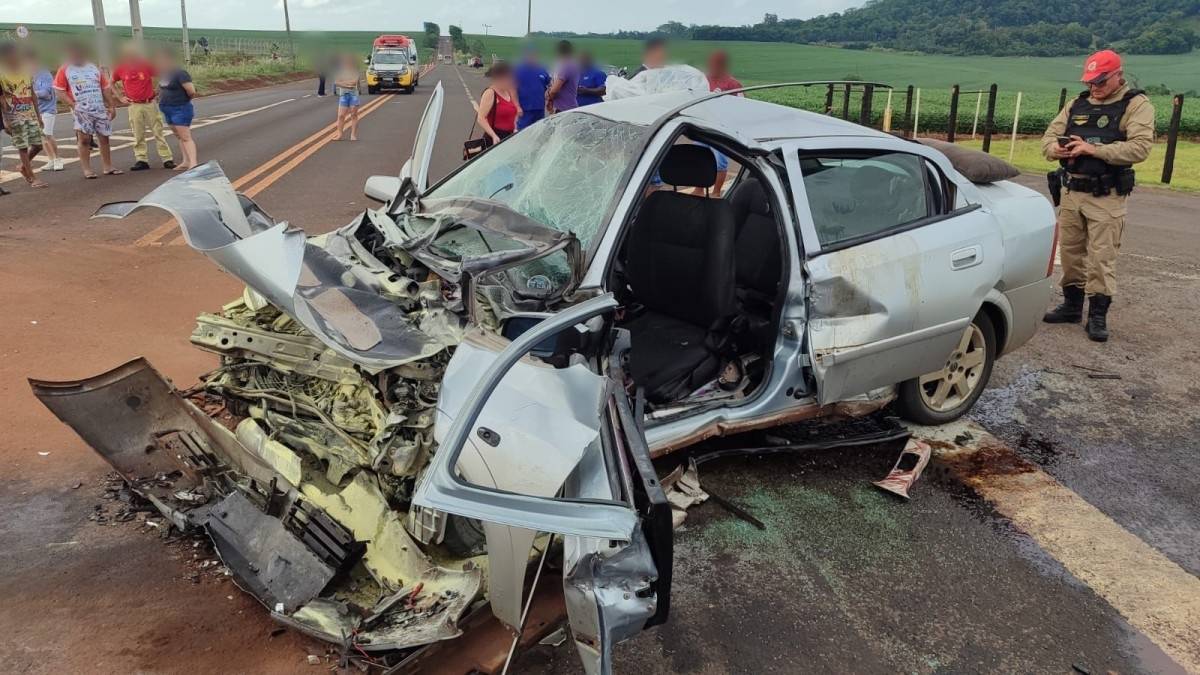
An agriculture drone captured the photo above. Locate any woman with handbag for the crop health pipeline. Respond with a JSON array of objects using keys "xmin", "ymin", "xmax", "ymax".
[{"xmin": 477, "ymin": 62, "xmax": 520, "ymax": 148}]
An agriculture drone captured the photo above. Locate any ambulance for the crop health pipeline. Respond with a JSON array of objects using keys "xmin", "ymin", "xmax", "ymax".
[{"xmin": 367, "ymin": 35, "xmax": 419, "ymax": 94}]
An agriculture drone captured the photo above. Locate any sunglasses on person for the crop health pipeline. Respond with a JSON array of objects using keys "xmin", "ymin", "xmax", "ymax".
[{"xmin": 1086, "ymin": 72, "xmax": 1113, "ymax": 87}]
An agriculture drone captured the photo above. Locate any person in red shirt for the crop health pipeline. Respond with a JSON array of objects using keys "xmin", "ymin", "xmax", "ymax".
[
  {"xmin": 112, "ymin": 44, "xmax": 175, "ymax": 171},
  {"xmin": 698, "ymin": 50, "xmax": 743, "ymax": 196},
  {"xmin": 478, "ymin": 62, "xmax": 520, "ymax": 148}
]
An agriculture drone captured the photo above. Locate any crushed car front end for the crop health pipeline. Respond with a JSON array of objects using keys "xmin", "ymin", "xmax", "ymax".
[{"xmin": 31, "ymin": 160, "xmax": 666, "ymax": 670}]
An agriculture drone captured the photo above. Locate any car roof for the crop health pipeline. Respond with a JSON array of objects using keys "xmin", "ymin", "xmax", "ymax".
[{"xmin": 576, "ymin": 91, "xmax": 894, "ymax": 143}]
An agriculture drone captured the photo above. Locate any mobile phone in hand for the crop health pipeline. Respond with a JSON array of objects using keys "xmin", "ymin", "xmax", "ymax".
[{"xmin": 1057, "ymin": 136, "xmax": 1072, "ymax": 147}]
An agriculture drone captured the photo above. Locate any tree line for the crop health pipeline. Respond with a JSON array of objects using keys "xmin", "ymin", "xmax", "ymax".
[{"xmin": 536, "ymin": 0, "xmax": 1199, "ymax": 56}]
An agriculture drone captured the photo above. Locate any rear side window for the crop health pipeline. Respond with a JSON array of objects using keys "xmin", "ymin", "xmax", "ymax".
[{"xmin": 799, "ymin": 152, "xmax": 933, "ymax": 248}]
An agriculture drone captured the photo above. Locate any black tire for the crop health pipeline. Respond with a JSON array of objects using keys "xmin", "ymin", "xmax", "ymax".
[
  {"xmin": 895, "ymin": 311, "xmax": 996, "ymax": 425},
  {"xmin": 442, "ymin": 514, "xmax": 487, "ymax": 557},
  {"xmin": 367, "ymin": 85, "xmax": 379, "ymax": 95}
]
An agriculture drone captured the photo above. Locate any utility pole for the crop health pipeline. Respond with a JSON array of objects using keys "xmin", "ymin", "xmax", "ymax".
[
  {"xmin": 90, "ymin": 0, "xmax": 112, "ymax": 68},
  {"xmin": 527, "ymin": 0, "xmax": 532, "ymax": 36},
  {"xmin": 483, "ymin": 24, "xmax": 492, "ymax": 37},
  {"xmin": 282, "ymin": 0, "xmax": 296, "ymax": 68},
  {"xmin": 180, "ymin": 0, "xmax": 191, "ymax": 64},
  {"xmin": 129, "ymin": 0, "xmax": 144, "ymax": 47}
]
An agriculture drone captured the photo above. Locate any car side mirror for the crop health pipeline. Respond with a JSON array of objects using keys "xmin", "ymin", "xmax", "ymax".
[
  {"xmin": 364, "ymin": 175, "xmax": 401, "ymax": 203},
  {"xmin": 363, "ymin": 57, "xmax": 371, "ymax": 64}
]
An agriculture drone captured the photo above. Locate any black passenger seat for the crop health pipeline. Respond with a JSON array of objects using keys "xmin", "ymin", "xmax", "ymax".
[{"xmin": 623, "ymin": 144, "xmax": 737, "ymax": 403}]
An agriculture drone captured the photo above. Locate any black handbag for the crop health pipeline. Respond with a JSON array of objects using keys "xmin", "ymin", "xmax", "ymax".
[{"xmin": 462, "ymin": 88, "xmax": 497, "ymax": 161}]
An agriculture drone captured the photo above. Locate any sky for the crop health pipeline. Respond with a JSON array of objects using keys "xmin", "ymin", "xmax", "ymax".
[{"xmin": 2, "ymin": 0, "xmax": 865, "ymax": 37}]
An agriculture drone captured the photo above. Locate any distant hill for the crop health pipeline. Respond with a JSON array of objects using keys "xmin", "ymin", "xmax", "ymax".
[{"xmin": 541, "ymin": 0, "xmax": 1200, "ymax": 57}]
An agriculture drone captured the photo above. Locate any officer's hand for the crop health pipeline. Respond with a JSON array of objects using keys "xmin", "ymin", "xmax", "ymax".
[
  {"xmin": 1066, "ymin": 137, "xmax": 1096, "ymax": 158},
  {"xmin": 1048, "ymin": 144, "xmax": 1071, "ymax": 159}
]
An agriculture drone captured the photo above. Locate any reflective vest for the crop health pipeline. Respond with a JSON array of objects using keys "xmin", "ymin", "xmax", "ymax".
[{"xmin": 1061, "ymin": 89, "xmax": 1145, "ymax": 176}]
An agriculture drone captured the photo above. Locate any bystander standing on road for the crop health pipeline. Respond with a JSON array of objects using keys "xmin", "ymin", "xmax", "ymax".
[
  {"xmin": 55, "ymin": 42, "xmax": 120, "ymax": 179},
  {"xmin": 700, "ymin": 49, "xmax": 743, "ymax": 194},
  {"xmin": 545, "ymin": 40, "xmax": 579, "ymax": 115},
  {"xmin": 1, "ymin": 42, "xmax": 48, "ymax": 189},
  {"xmin": 576, "ymin": 51, "xmax": 607, "ymax": 106},
  {"xmin": 29, "ymin": 47, "xmax": 62, "ymax": 172},
  {"xmin": 332, "ymin": 54, "xmax": 361, "ymax": 142},
  {"xmin": 1041, "ymin": 49, "xmax": 1154, "ymax": 343},
  {"xmin": 112, "ymin": 44, "xmax": 176, "ymax": 171},
  {"xmin": 477, "ymin": 61, "xmax": 519, "ymax": 148},
  {"xmin": 631, "ymin": 37, "xmax": 667, "ymax": 78},
  {"xmin": 153, "ymin": 48, "xmax": 197, "ymax": 171},
  {"xmin": 514, "ymin": 46, "xmax": 549, "ymax": 130}
]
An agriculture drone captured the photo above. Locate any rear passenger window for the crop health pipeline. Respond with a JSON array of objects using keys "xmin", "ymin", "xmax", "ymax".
[{"xmin": 799, "ymin": 152, "xmax": 933, "ymax": 248}]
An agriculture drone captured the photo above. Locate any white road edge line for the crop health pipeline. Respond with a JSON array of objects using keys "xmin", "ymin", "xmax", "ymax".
[
  {"xmin": 916, "ymin": 420, "xmax": 1200, "ymax": 673},
  {"xmin": 0, "ymin": 97, "xmax": 298, "ymax": 183}
]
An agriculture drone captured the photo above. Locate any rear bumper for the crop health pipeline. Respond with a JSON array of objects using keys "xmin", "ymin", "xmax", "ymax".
[{"xmin": 1001, "ymin": 276, "xmax": 1053, "ymax": 356}]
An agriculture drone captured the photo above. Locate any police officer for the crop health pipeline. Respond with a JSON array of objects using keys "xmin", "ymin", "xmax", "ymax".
[{"xmin": 1041, "ymin": 50, "xmax": 1154, "ymax": 342}]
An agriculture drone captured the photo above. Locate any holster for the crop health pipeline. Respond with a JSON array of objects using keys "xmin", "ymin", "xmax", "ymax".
[
  {"xmin": 1047, "ymin": 169, "xmax": 1064, "ymax": 207},
  {"xmin": 1115, "ymin": 167, "xmax": 1136, "ymax": 196}
]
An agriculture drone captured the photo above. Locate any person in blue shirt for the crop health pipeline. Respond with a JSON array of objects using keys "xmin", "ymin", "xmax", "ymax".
[
  {"xmin": 513, "ymin": 46, "xmax": 549, "ymax": 130},
  {"xmin": 576, "ymin": 51, "xmax": 607, "ymax": 106}
]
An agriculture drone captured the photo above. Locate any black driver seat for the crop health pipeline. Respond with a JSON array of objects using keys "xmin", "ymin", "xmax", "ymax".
[{"xmin": 623, "ymin": 144, "xmax": 737, "ymax": 403}]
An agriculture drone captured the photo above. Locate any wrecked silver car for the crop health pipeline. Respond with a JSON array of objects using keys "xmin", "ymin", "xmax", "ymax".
[{"xmin": 32, "ymin": 82, "xmax": 1055, "ymax": 672}]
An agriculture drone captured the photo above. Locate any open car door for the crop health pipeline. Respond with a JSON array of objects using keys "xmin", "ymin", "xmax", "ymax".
[
  {"xmin": 366, "ymin": 82, "xmax": 445, "ymax": 206},
  {"xmin": 412, "ymin": 294, "xmax": 671, "ymax": 675}
]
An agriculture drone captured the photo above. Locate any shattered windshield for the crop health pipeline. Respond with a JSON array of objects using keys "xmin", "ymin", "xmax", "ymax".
[{"xmin": 426, "ymin": 112, "xmax": 649, "ymax": 249}]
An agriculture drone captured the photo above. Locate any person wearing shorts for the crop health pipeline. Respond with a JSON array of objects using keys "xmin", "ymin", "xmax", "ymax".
[
  {"xmin": 154, "ymin": 48, "xmax": 197, "ymax": 171},
  {"xmin": 0, "ymin": 42, "xmax": 47, "ymax": 188},
  {"xmin": 54, "ymin": 42, "xmax": 119, "ymax": 178},
  {"xmin": 333, "ymin": 54, "xmax": 360, "ymax": 141},
  {"xmin": 29, "ymin": 48, "xmax": 62, "ymax": 171}
]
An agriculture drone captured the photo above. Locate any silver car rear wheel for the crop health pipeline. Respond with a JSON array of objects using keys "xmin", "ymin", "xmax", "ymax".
[{"xmin": 896, "ymin": 312, "xmax": 996, "ymax": 425}]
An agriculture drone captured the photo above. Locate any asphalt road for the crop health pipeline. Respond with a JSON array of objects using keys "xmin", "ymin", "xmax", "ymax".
[{"xmin": 1, "ymin": 66, "xmax": 1197, "ymax": 674}]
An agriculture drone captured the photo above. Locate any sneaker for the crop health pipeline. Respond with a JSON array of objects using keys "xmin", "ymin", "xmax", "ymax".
[
  {"xmin": 163, "ymin": 160, "xmax": 177, "ymax": 170},
  {"xmin": 130, "ymin": 161, "xmax": 151, "ymax": 171},
  {"xmin": 50, "ymin": 158, "xmax": 65, "ymax": 171}
]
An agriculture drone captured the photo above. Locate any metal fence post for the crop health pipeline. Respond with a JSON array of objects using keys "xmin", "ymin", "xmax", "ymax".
[
  {"xmin": 971, "ymin": 90, "xmax": 983, "ymax": 139},
  {"xmin": 859, "ymin": 84, "xmax": 875, "ymax": 127},
  {"xmin": 903, "ymin": 85, "xmax": 914, "ymax": 138},
  {"xmin": 1009, "ymin": 91, "xmax": 1023, "ymax": 163},
  {"xmin": 825, "ymin": 83, "xmax": 834, "ymax": 115},
  {"xmin": 947, "ymin": 84, "xmax": 960, "ymax": 142},
  {"xmin": 842, "ymin": 83, "xmax": 852, "ymax": 121},
  {"xmin": 982, "ymin": 83, "xmax": 998, "ymax": 153},
  {"xmin": 1162, "ymin": 94, "xmax": 1185, "ymax": 184},
  {"xmin": 913, "ymin": 87, "xmax": 921, "ymax": 138},
  {"xmin": 1058, "ymin": 87, "xmax": 1068, "ymax": 112}
]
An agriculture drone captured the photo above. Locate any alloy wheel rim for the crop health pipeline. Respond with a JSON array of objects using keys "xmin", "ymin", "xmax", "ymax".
[{"xmin": 918, "ymin": 323, "xmax": 986, "ymax": 413}]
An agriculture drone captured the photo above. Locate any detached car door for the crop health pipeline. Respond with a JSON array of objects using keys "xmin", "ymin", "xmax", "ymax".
[
  {"xmin": 412, "ymin": 294, "xmax": 671, "ymax": 675},
  {"xmin": 784, "ymin": 145, "xmax": 1003, "ymax": 404}
]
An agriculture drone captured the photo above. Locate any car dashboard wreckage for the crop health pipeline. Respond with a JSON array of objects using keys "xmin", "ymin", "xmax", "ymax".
[{"xmin": 31, "ymin": 163, "xmax": 670, "ymax": 674}]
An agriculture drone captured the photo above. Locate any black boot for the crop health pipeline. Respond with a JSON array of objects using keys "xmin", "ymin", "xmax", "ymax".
[
  {"xmin": 1043, "ymin": 286, "xmax": 1085, "ymax": 323},
  {"xmin": 1087, "ymin": 294, "xmax": 1111, "ymax": 342}
]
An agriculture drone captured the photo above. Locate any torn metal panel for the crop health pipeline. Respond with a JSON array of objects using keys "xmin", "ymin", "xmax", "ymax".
[
  {"xmin": 564, "ymin": 528, "xmax": 659, "ymax": 675},
  {"xmin": 91, "ymin": 163, "xmax": 463, "ymax": 373}
]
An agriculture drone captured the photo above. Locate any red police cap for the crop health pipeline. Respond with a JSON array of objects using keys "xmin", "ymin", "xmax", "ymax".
[{"xmin": 1081, "ymin": 50, "xmax": 1121, "ymax": 83}]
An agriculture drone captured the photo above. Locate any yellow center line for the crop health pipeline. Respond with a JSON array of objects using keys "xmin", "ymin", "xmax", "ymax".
[
  {"xmin": 166, "ymin": 94, "xmax": 396, "ymax": 245},
  {"xmin": 917, "ymin": 420, "xmax": 1200, "ymax": 673},
  {"xmin": 135, "ymin": 93, "xmax": 394, "ymax": 248}
]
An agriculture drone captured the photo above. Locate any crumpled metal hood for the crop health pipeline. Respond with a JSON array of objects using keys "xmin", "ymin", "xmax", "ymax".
[{"xmin": 93, "ymin": 162, "xmax": 463, "ymax": 372}]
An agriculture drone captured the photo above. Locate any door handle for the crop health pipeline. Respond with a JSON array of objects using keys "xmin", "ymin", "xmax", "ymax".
[{"xmin": 951, "ymin": 245, "xmax": 982, "ymax": 270}]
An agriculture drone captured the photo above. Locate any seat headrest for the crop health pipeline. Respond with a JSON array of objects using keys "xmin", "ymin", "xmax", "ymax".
[
  {"xmin": 730, "ymin": 176, "xmax": 771, "ymax": 217},
  {"xmin": 660, "ymin": 144, "xmax": 717, "ymax": 188},
  {"xmin": 850, "ymin": 165, "xmax": 895, "ymax": 199}
]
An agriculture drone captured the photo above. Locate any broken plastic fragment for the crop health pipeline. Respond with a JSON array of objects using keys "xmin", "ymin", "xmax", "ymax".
[{"xmin": 873, "ymin": 439, "xmax": 932, "ymax": 499}]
